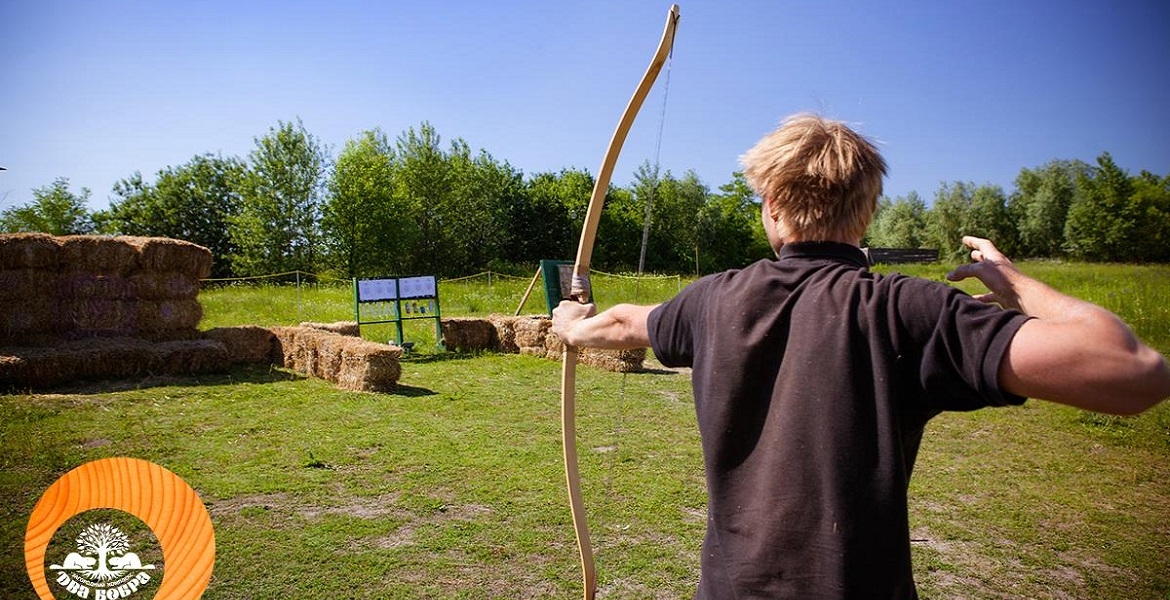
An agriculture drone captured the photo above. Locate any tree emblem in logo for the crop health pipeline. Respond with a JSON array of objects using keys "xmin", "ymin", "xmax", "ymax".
[
  {"xmin": 49, "ymin": 521, "xmax": 156, "ymax": 598},
  {"xmin": 26, "ymin": 458, "xmax": 214, "ymax": 600}
]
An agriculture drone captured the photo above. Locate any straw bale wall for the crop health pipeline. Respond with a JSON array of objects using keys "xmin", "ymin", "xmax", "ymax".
[
  {"xmin": 0, "ymin": 234, "xmax": 229, "ymax": 389},
  {"xmin": 0, "ymin": 337, "xmax": 229, "ymax": 389},
  {"xmin": 0, "ymin": 233, "xmax": 210, "ymax": 342},
  {"xmin": 270, "ymin": 326, "xmax": 402, "ymax": 392},
  {"xmin": 440, "ymin": 315, "xmax": 645, "ymax": 372},
  {"xmin": 300, "ymin": 321, "xmax": 360, "ymax": 337},
  {"xmin": 440, "ymin": 318, "xmax": 498, "ymax": 352},
  {"xmin": 203, "ymin": 326, "xmax": 279, "ymax": 364}
]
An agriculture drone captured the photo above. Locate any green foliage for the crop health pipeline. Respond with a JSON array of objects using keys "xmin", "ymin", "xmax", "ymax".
[
  {"xmin": 920, "ymin": 182, "xmax": 1014, "ymax": 260},
  {"xmin": 867, "ymin": 191, "xmax": 927, "ymax": 248},
  {"xmin": 697, "ymin": 171, "xmax": 767, "ymax": 272},
  {"xmin": 1064, "ymin": 153, "xmax": 1135, "ymax": 261},
  {"xmin": 1127, "ymin": 171, "xmax": 1170, "ymax": 263},
  {"xmin": 322, "ymin": 129, "xmax": 409, "ymax": 277},
  {"xmin": 925, "ymin": 182, "xmax": 976, "ymax": 261},
  {"xmin": 103, "ymin": 154, "xmax": 245, "ymax": 276},
  {"xmin": 19, "ymin": 121, "xmax": 1170, "ymax": 276},
  {"xmin": 506, "ymin": 169, "xmax": 587, "ymax": 263},
  {"xmin": 1008, "ymin": 159, "xmax": 1087, "ymax": 257},
  {"xmin": 0, "ymin": 177, "xmax": 93, "ymax": 235},
  {"xmin": 231, "ymin": 119, "xmax": 329, "ymax": 276},
  {"xmin": 635, "ymin": 165, "xmax": 705, "ymax": 274}
]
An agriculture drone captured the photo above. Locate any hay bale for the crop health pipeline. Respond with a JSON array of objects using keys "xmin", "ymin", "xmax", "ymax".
[
  {"xmin": 541, "ymin": 330, "xmax": 645, "ymax": 372},
  {"xmin": 148, "ymin": 339, "xmax": 229, "ymax": 375},
  {"xmin": 203, "ymin": 326, "xmax": 277, "ymax": 364},
  {"xmin": 544, "ymin": 329, "xmax": 565, "ymax": 360},
  {"xmin": 441, "ymin": 318, "xmax": 497, "ymax": 352},
  {"xmin": 0, "ymin": 353, "xmax": 28, "ymax": 388},
  {"xmin": 336, "ymin": 338, "xmax": 402, "ymax": 392},
  {"xmin": 486, "ymin": 315, "xmax": 518, "ymax": 353},
  {"xmin": 0, "ymin": 298, "xmax": 59, "ymax": 340},
  {"xmin": 0, "ymin": 346, "xmax": 79, "ymax": 388},
  {"xmin": 269, "ymin": 326, "xmax": 300, "ymax": 368},
  {"xmin": 0, "ymin": 269, "xmax": 58, "ymax": 301},
  {"xmin": 128, "ymin": 271, "xmax": 200, "ymax": 300},
  {"xmin": 290, "ymin": 328, "xmax": 323, "ymax": 376},
  {"xmin": 74, "ymin": 338, "xmax": 154, "ymax": 380},
  {"xmin": 314, "ymin": 332, "xmax": 349, "ymax": 380},
  {"xmin": 581, "ymin": 347, "xmax": 646, "ymax": 373},
  {"xmin": 137, "ymin": 299, "xmax": 203, "ymax": 333},
  {"xmin": 265, "ymin": 326, "xmax": 403, "ymax": 391},
  {"xmin": 125, "ymin": 237, "xmax": 213, "ymax": 278},
  {"xmin": 62, "ymin": 299, "xmax": 137, "ymax": 337},
  {"xmin": 57, "ymin": 272, "xmax": 134, "ymax": 299},
  {"xmin": 299, "ymin": 321, "xmax": 360, "ymax": 337},
  {"xmin": 514, "ymin": 316, "xmax": 551, "ymax": 355},
  {"xmin": 58, "ymin": 236, "xmax": 140, "ymax": 274},
  {"xmin": 2, "ymin": 335, "xmax": 230, "ymax": 389},
  {"xmin": 0, "ymin": 233, "xmax": 59, "ymax": 269}
]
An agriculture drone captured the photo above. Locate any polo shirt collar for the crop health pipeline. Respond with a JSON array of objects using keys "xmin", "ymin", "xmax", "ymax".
[{"xmin": 778, "ymin": 241, "xmax": 869, "ymax": 268}]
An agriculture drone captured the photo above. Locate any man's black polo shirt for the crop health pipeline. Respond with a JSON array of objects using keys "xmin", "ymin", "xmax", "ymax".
[{"xmin": 648, "ymin": 242, "xmax": 1029, "ymax": 599}]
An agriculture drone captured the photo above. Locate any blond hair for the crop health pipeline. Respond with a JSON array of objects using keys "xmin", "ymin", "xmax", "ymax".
[{"xmin": 741, "ymin": 113, "xmax": 887, "ymax": 242}]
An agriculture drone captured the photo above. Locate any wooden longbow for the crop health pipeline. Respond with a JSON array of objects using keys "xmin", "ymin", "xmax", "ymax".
[{"xmin": 561, "ymin": 6, "xmax": 679, "ymax": 599}]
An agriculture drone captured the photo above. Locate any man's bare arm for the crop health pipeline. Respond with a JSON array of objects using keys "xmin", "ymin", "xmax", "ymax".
[
  {"xmin": 551, "ymin": 301, "xmax": 657, "ymax": 350},
  {"xmin": 947, "ymin": 236, "xmax": 1170, "ymax": 415}
]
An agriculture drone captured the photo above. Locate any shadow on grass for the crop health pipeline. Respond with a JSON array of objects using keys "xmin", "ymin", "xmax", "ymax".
[
  {"xmin": 382, "ymin": 383, "xmax": 436, "ymax": 397},
  {"xmin": 12, "ymin": 364, "xmax": 304, "ymax": 396},
  {"xmin": 14, "ymin": 364, "xmax": 441, "ymax": 398},
  {"xmin": 399, "ymin": 350, "xmax": 496, "ymax": 364}
]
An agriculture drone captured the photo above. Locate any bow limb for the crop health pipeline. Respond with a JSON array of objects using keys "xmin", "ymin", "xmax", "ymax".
[{"xmin": 561, "ymin": 6, "xmax": 679, "ymax": 599}]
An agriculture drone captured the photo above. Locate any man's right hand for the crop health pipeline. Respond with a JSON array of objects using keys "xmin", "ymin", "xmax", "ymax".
[
  {"xmin": 552, "ymin": 300, "xmax": 597, "ymax": 347},
  {"xmin": 946, "ymin": 236, "xmax": 1023, "ymax": 311}
]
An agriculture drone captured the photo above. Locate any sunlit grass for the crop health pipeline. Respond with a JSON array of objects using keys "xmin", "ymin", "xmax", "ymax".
[{"xmin": 3, "ymin": 262, "xmax": 1164, "ymax": 598}]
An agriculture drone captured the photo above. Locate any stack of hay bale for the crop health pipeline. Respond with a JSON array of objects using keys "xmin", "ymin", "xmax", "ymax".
[
  {"xmin": 0, "ymin": 233, "xmax": 208, "ymax": 341},
  {"xmin": 0, "ymin": 233, "xmax": 226, "ymax": 387},
  {"xmin": 272, "ymin": 324, "xmax": 401, "ymax": 392},
  {"xmin": 441, "ymin": 315, "xmax": 645, "ymax": 373},
  {"xmin": 0, "ymin": 233, "xmax": 407, "ymax": 392},
  {"xmin": 202, "ymin": 321, "xmax": 403, "ymax": 392}
]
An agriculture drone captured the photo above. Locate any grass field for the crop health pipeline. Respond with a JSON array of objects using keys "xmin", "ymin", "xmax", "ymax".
[{"xmin": 2, "ymin": 262, "xmax": 1168, "ymax": 598}]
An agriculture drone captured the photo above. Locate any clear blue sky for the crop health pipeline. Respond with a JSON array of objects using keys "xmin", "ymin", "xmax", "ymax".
[{"xmin": 2, "ymin": 0, "xmax": 1167, "ymax": 212}]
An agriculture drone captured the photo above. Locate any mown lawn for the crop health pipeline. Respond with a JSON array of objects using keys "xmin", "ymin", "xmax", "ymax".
[{"xmin": 2, "ymin": 261, "xmax": 1168, "ymax": 598}]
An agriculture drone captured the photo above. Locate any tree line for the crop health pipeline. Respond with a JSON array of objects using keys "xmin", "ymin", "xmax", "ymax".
[
  {"xmin": 3, "ymin": 119, "xmax": 1167, "ymax": 278},
  {"xmin": 868, "ymin": 154, "xmax": 1170, "ymax": 263}
]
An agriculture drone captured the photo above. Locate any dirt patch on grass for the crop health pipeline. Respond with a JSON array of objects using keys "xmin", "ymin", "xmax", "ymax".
[
  {"xmin": 205, "ymin": 492, "xmax": 293, "ymax": 517},
  {"xmin": 911, "ymin": 526, "xmax": 1095, "ymax": 599},
  {"xmin": 298, "ymin": 494, "xmax": 406, "ymax": 520}
]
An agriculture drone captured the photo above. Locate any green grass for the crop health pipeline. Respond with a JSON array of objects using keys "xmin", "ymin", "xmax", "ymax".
[{"xmin": 2, "ymin": 262, "xmax": 1168, "ymax": 598}]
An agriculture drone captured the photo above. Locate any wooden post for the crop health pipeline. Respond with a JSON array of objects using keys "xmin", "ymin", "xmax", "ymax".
[{"xmin": 514, "ymin": 267, "xmax": 542, "ymax": 316}]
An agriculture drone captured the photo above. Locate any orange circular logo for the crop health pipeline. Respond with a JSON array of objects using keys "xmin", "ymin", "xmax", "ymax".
[{"xmin": 25, "ymin": 457, "xmax": 215, "ymax": 600}]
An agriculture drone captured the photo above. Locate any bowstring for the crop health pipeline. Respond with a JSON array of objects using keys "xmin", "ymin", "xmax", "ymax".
[{"xmin": 600, "ymin": 50, "xmax": 674, "ymax": 588}]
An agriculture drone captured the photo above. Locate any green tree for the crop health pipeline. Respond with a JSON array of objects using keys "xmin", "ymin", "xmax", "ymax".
[
  {"xmin": 394, "ymin": 122, "xmax": 457, "ymax": 275},
  {"xmin": 323, "ymin": 129, "xmax": 409, "ymax": 277},
  {"xmin": 1008, "ymin": 160, "xmax": 1087, "ymax": 258},
  {"xmin": 508, "ymin": 169, "xmax": 589, "ymax": 265},
  {"xmin": 592, "ymin": 184, "xmax": 643, "ymax": 272},
  {"xmin": 866, "ymin": 191, "xmax": 927, "ymax": 248},
  {"xmin": 1064, "ymin": 153, "xmax": 1134, "ymax": 261},
  {"xmin": 966, "ymin": 185, "xmax": 1017, "ymax": 256},
  {"xmin": 104, "ymin": 154, "xmax": 245, "ymax": 276},
  {"xmin": 0, "ymin": 177, "xmax": 94, "ymax": 234},
  {"xmin": 447, "ymin": 144, "xmax": 524, "ymax": 273},
  {"xmin": 925, "ymin": 182, "xmax": 976, "ymax": 261},
  {"xmin": 649, "ymin": 169, "xmax": 707, "ymax": 274},
  {"xmin": 696, "ymin": 172, "xmax": 767, "ymax": 273},
  {"xmin": 230, "ymin": 119, "xmax": 330, "ymax": 276},
  {"xmin": 1127, "ymin": 171, "xmax": 1170, "ymax": 262}
]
